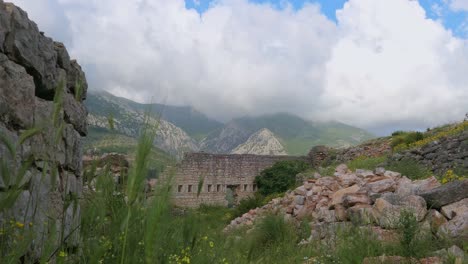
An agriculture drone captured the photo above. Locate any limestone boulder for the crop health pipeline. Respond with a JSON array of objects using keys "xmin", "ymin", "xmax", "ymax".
[
  {"xmin": 437, "ymin": 211, "xmax": 468, "ymax": 246},
  {"xmin": 425, "ymin": 209, "xmax": 448, "ymax": 233},
  {"xmin": 343, "ymin": 193, "xmax": 371, "ymax": 208},
  {"xmin": 372, "ymin": 194, "xmax": 427, "ymax": 228},
  {"xmin": 420, "ymin": 179, "xmax": 468, "ymax": 209},
  {"xmin": 334, "ymin": 163, "xmax": 349, "ymax": 176},
  {"xmin": 366, "ymin": 178, "xmax": 396, "ymax": 194},
  {"xmin": 348, "ymin": 204, "xmax": 374, "ymax": 225},
  {"xmin": 396, "ymin": 176, "xmax": 441, "ymax": 196},
  {"xmin": 440, "ymin": 198, "xmax": 468, "ymax": 220},
  {"xmin": 0, "ymin": 54, "xmax": 35, "ymax": 128},
  {"xmin": 356, "ymin": 169, "xmax": 374, "ymax": 177},
  {"xmin": 330, "ymin": 184, "xmax": 360, "ymax": 206}
]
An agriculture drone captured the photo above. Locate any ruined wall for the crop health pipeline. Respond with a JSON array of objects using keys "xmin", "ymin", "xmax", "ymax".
[
  {"xmin": 0, "ymin": 1, "xmax": 87, "ymax": 259},
  {"xmin": 390, "ymin": 130, "xmax": 468, "ymax": 175},
  {"xmin": 173, "ymin": 153, "xmax": 302, "ymax": 207}
]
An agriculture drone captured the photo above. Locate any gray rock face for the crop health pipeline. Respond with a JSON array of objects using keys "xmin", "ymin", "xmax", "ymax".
[
  {"xmin": 420, "ymin": 180, "xmax": 468, "ymax": 209},
  {"xmin": 0, "ymin": 1, "xmax": 87, "ymax": 260}
]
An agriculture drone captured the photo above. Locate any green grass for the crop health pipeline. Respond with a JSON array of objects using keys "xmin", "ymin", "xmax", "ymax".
[
  {"xmin": 386, "ymin": 158, "xmax": 432, "ymax": 180},
  {"xmin": 347, "ymin": 156, "xmax": 387, "ymax": 171}
]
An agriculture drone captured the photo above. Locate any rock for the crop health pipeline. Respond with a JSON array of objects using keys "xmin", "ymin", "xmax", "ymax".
[
  {"xmin": 420, "ymin": 179, "xmax": 468, "ymax": 209},
  {"xmin": 331, "ymin": 184, "xmax": 360, "ymax": 206},
  {"xmin": 374, "ymin": 167, "xmax": 386, "ymax": 176},
  {"xmin": 395, "ymin": 176, "xmax": 441, "ymax": 197},
  {"xmin": 425, "ymin": 209, "xmax": 448, "ymax": 233},
  {"xmin": 437, "ymin": 211, "xmax": 468, "ymax": 246},
  {"xmin": 63, "ymin": 92, "xmax": 88, "ymax": 136},
  {"xmin": 440, "ymin": 198, "xmax": 468, "ymax": 220},
  {"xmin": 366, "ymin": 178, "xmax": 396, "ymax": 193},
  {"xmin": 334, "ymin": 204, "xmax": 347, "ymax": 221},
  {"xmin": 365, "ymin": 226, "xmax": 399, "ymax": 243},
  {"xmin": 384, "ymin": 170, "xmax": 401, "ymax": 178},
  {"xmin": 372, "ymin": 194, "xmax": 427, "ymax": 228},
  {"xmin": 334, "ymin": 164, "xmax": 349, "ymax": 175},
  {"xmin": 295, "ymin": 195, "xmax": 305, "ymax": 205},
  {"xmin": 343, "ymin": 193, "xmax": 371, "ymax": 208},
  {"xmin": 447, "ymin": 245, "xmax": 465, "ymax": 261},
  {"xmin": 0, "ymin": 2, "xmax": 87, "ymax": 259},
  {"xmin": 309, "ymin": 222, "xmax": 352, "ymax": 241},
  {"xmin": 316, "ymin": 177, "xmax": 340, "ymax": 191},
  {"xmin": 348, "ymin": 204, "xmax": 374, "ymax": 225},
  {"xmin": 0, "ymin": 54, "xmax": 35, "ymax": 128},
  {"xmin": 336, "ymin": 173, "xmax": 360, "ymax": 187},
  {"xmin": 294, "ymin": 186, "xmax": 307, "ymax": 196},
  {"xmin": 356, "ymin": 169, "xmax": 374, "ymax": 177},
  {"xmin": 316, "ymin": 208, "xmax": 336, "ymax": 223}
]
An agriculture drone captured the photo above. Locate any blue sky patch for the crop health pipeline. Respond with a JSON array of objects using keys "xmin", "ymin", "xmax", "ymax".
[{"xmin": 185, "ymin": 0, "xmax": 467, "ymax": 38}]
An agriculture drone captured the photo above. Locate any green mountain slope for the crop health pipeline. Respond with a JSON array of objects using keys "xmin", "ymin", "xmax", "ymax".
[
  {"xmin": 86, "ymin": 91, "xmax": 223, "ymax": 138},
  {"xmin": 202, "ymin": 113, "xmax": 374, "ymax": 155}
]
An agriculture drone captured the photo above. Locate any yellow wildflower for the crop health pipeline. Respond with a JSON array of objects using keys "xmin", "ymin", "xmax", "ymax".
[
  {"xmin": 58, "ymin": 251, "xmax": 67, "ymax": 257},
  {"xmin": 15, "ymin": 222, "xmax": 24, "ymax": 228}
]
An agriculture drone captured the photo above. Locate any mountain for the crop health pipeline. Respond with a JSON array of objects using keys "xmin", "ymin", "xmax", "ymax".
[
  {"xmin": 85, "ymin": 92, "xmax": 374, "ymax": 157},
  {"xmin": 85, "ymin": 91, "xmax": 200, "ymax": 158},
  {"xmin": 87, "ymin": 91, "xmax": 223, "ymax": 139},
  {"xmin": 201, "ymin": 113, "xmax": 374, "ymax": 155},
  {"xmin": 231, "ymin": 128, "xmax": 287, "ymax": 155}
]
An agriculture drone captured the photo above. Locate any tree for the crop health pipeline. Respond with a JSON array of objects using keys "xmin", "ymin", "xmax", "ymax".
[{"xmin": 255, "ymin": 160, "xmax": 309, "ymax": 196}]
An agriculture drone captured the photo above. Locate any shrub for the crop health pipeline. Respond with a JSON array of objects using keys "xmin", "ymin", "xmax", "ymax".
[
  {"xmin": 391, "ymin": 130, "xmax": 405, "ymax": 136},
  {"xmin": 440, "ymin": 169, "xmax": 465, "ymax": 184},
  {"xmin": 233, "ymin": 194, "xmax": 265, "ymax": 218},
  {"xmin": 391, "ymin": 131, "xmax": 425, "ymax": 149},
  {"xmin": 386, "ymin": 158, "xmax": 431, "ymax": 180},
  {"xmin": 254, "ymin": 160, "xmax": 309, "ymax": 196}
]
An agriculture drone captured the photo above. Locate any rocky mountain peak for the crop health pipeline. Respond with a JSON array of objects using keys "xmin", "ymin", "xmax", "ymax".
[{"xmin": 231, "ymin": 128, "xmax": 287, "ymax": 155}]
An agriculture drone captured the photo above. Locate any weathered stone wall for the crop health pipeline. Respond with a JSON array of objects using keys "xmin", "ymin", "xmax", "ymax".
[
  {"xmin": 308, "ymin": 139, "xmax": 392, "ymax": 167},
  {"xmin": 0, "ymin": 1, "xmax": 87, "ymax": 259},
  {"xmin": 172, "ymin": 153, "xmax": 302, "ymax": 207},
  {"xmin": 390, "ymin": 130, "xmax": 468, "ymax": 175}
]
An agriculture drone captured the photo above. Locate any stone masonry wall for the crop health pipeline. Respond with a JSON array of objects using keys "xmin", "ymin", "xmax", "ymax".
[
  {"xmin": 173, "ymin": 153, "xmax": 302, "ymax": 207},
  {"xmin": 390, "ymin": 130, "xmax": 468, "ymax": 176},
  {"xmin": 0, "ymin": 1, "xmax": 87, "ymax": 259}
]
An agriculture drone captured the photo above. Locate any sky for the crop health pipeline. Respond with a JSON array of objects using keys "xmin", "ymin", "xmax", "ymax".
[{"xmin": 9, "ymin": 0, "xmax": 468, "ymax": 135}]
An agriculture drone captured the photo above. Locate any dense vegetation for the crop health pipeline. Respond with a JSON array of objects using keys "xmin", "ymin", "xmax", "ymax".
[{"xmin": 254, "ymin": 160, "xmax": 309, "ymax": 196}]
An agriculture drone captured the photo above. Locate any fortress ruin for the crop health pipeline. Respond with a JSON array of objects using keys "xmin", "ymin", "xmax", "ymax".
[{"xmin": 172, "ymin": 152, "xmax": 303, "ymax": 207}]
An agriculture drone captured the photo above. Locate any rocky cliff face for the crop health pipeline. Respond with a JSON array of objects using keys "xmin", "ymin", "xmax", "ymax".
[
  {"xmin": 0, "ymin": 1, "xmax": 87, "ymax": 258},
  {"xmin": 231, "ymin": 128, "xmax": 287, "ymax": 155},
  {"xmin": 86, "ymin": 92, "xmax": 198, "ymax": 158}
]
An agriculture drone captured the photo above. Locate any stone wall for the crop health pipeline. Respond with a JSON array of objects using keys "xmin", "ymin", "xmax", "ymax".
[
  {"xmin": 172, "ymin": 153, "xmax": 302, "ymax": 207},
  {"xmin": 0, "ymin": 1, "xmax": 87, "ymax": 259},
  {"xmin": 390, "ymin": 130, "xmax": 468, "ymax": 175}
]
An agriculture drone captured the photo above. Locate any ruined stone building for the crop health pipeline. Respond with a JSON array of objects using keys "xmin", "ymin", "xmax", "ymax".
[{"xmin": 172, "ymin": 153, "xmax": 301, "ymax": 207}]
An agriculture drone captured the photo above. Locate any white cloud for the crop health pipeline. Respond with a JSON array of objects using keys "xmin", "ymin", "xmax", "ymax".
[
  {"xmin": 449, "ymin": 0, "xmax": 468, "ymax": 11},
  {"xmin": 319, "ymin": 0, "xmax": 468, "ymax": 129},
  {"xmin": 8, "ymin": 0, "xmax": 468, "ymax": 133}
]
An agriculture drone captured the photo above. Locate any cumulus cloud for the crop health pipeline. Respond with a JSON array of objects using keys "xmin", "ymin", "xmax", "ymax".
[
  {"xmin": 319, "ymin": 0, "xmax": 468, "ymax": 130},
  {"xmin": 449, "ymin": 0, "xmax": 468, "ymax": 11},
  {"xmin": 8, "ymin": 0, "xmax": 468, "ymax": 134}
]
